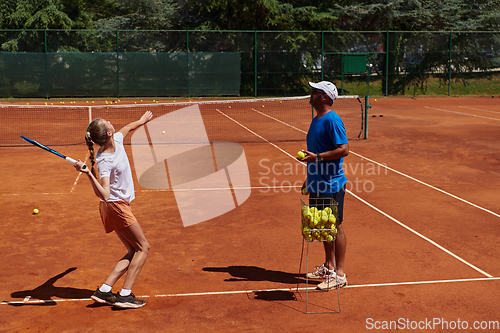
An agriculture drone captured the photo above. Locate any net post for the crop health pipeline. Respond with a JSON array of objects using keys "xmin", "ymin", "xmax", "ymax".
[
  {"xmin": 88, "ymin": 106, "xmax": 92, "ymax": 124},
  {"xmin": 364, "ymin": 96, "xmax": 370, "ymax": 139}
]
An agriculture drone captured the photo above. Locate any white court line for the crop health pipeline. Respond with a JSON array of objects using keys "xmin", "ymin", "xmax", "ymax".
[
  {"xmin": 348, "ymin": 152, "xmax": 500, "ymax": 219},
  {"xmin": 218, "ymin": 108, "xmax": 496, "ymax": 277},
  {"xmin": 249, "ymin": 107, "xmax": 500, "ymax": 219},
  {"xmin": 425, "ymin": 106, "xmax": 500, "ymax": 121},
  {"xmin": 1, "ymin": 185, "xmax": 303, "ymax": 196},
  {"xmin": 215, "ymin": 109, "xmax": 298, "ymax": 161},
  {"xmin": 3, "ymin": 277, "xmax": 500, "ymax": 305},
  {"xmin": 70, "ymin": 155, "xmax": 89, "ymax": 193},
  {"xmin": 458, "ymin": 106, "xmax": 500, "ymax": 114},
  {"xmin": 348, "ymin": 190, "xmax": 492, "ymax": 278}
]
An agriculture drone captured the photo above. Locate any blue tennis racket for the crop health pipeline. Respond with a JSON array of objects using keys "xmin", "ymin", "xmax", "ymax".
[{"xmin": 20, "ymin": 135, "xmax": 87, "ymax": 170}]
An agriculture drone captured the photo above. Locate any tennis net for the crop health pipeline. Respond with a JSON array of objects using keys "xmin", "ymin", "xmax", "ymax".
[{"xmin": 0, "ymin": 95, "xmax": 365, "ymax": 147}]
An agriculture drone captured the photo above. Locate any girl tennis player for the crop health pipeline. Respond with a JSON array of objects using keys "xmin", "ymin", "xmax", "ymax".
[{"xmin": 73, "ymin": 111, "xmax": 153, "ymax": 309}]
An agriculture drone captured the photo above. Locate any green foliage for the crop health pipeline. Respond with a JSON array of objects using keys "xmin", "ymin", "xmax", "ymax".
[
  {"xmin": 92, "ymin": 0, "xmax": 179, "ymax": 30},
  {"xmin": 184, "ymin": 0, "xmax": 338, "ymax": 31}
]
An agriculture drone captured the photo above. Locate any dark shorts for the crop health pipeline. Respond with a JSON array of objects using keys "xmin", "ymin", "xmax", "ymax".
[{"xmin": 309, "ymin": 186, "xmax": 346, "ymax": 225}]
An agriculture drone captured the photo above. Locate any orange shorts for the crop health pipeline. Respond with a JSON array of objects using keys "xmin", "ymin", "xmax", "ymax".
[{"xmin": 99, "ymin": 200, "xmax": 137, "ymax": 234}]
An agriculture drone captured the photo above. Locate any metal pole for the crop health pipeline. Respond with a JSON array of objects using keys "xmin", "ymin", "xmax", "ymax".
[
  {"xmin": 321, "ymin": 31, "xmax": 324, "ymax": 81},
  {"xmin": 44, "ymin": 29, "xmax": 49, "ymax": 98},
  {"xmin": 254, "ymin": 31, "xmax": 258, "ymax": 98},
  {"xmin": 385, "ymin": 31, "xmax": 389, "ymax": 96},
  {"xmin": 364, "ymin": 96, "xmax": 369, "ymax": 139},
  {"xmin": 448, "ymin": 31, "xmax": 452, "ymax": 96},
  {"xmin": 186, "ymin": 30, "xmax": 190, "ymax": 97},
  {"xmin": 116, "ymin": 30, "xmax": 120, "ymax": 98}
]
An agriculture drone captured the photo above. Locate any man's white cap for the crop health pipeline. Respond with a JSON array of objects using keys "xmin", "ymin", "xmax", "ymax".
[{"xmin": 309, "ymin": 81, "xmax": 338, "ymax": 102}]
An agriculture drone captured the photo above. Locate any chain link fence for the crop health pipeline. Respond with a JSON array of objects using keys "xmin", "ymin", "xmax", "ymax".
[{"xmin": 0, "ymin": 30, "xmax": 499, "ymax": 98}]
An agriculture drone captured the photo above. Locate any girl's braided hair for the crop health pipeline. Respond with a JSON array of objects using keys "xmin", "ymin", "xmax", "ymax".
[{"xmin": 85, "ymin": 118, "xmax": 108, "ymax": 178}]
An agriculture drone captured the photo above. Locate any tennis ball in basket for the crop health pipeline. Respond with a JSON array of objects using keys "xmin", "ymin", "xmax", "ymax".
[
  {"xmin": 328, "ymin": 214, "xmax": 336, "ymax": 224},
  {"xmin": 297, "ymin": 151, "xmax": 306, "ymax": 159},
  {"xmin": 33, "ymin": 209, "xmax": 39, "ymax": 214}
]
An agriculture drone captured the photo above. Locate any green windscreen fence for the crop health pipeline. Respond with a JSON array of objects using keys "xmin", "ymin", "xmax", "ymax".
[
  {"xmin": 1, "ymin": 30, "xmax": 499, "ymax": 98},
  {"xmin": 0, "ymin": 52, "xmax": 241, "ymax": 97}
]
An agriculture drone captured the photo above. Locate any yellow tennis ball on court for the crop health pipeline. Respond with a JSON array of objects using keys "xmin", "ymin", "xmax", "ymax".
[
  {"xmin": 33, "ymin": 209, "xmax": 39, "ymax": 214},
  {"xmin": 162, "ymin": 131, "xmax": 165, "ymax": 134},
  {"xmin": 374, "ymin": 99, "xmax": 377, "ymax": 102},
  {"xmin": 228, "ymin": 106, "xmax": 231, "ymax": 109},
  {"xmin": 262, "ymin": 105, "xmax": 265, "ymax": 108},
  {"xmin": 297, "ymin": 151, "xmax": 306, "ymax": 159}
]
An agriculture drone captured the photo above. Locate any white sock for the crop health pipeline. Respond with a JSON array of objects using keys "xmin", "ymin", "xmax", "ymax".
[
  {"xmin": 99, "ymin": 283, "xmax": 112, "ymax": 293},
  {"xmin": 120, "ymin": 288, "xmax": 132, "ymax": 297}
]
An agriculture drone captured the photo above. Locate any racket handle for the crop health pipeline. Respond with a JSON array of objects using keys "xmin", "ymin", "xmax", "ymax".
[{"xmin": 66, "ymin": 157, "xmax": 87, "ymax": 170}]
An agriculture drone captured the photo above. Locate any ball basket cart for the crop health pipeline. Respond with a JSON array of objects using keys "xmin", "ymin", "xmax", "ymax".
[{"xmin": 297, "ymin": 197, "xmax": 341, "ymax": 314}]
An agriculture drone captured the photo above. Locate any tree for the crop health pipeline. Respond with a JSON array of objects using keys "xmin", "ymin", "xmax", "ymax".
[
  {"xmin": 92, "ymin": 0, "xmax": 179, "ymax": 30},
  {"xmin": 182, "ymin": 0, "xmax": 338, "ymax": 31}
]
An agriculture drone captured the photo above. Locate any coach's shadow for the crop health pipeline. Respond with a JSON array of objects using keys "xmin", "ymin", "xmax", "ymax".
[
  {"xmin": 7, "ymin": 267, "xmax": 93, "ymax": 306},
  {"xmin": 203, "ymin": 265, "xmax": 310, "ymax": 285},
  {"xmin": 203, "ymin": 266, "xmax": 315, "ymax": 302}
]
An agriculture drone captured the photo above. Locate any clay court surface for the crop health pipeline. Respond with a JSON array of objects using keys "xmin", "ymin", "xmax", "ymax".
[{"xmin": 1, "ymin": 96, "xmax": 500, "ymax": 332}]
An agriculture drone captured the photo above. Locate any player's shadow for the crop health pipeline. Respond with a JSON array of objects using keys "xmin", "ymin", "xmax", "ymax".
[
  {"xmin": 7, "ymin": 267, "xmax": 93, "ymax": 306},
  {"xmin": 203, "ymin": 265, "xmax": 311, "ymax": 285}
]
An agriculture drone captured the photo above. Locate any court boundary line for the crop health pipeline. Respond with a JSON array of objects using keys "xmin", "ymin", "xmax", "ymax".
[
  {"xmin": 3, "ymin": 276, "xmax": 499, "ymax": 306},
  {"xmin": 249, "ymin": 106, "xmax": 500, "ymax": 219},
  {"xmin": 348, "ymin": 152, "xmax": 500, "ymax": 219},
  {"xmin": 4, "ymin": 102, "xmax": 498, "ymax": 307},
  {"xmin": 424, "ymin": 106, "xmax": 500, "ymax": 121},
  {"xmin": 348, "ymin": 190, "xmax": 492, "ymax": 277},
  {"xmin": 458, "ymin": 106, "xmax": 500, "ymax": 114},
  {"xmin": 215, "ymin": 108, "xmax": 494, "ymax": 278}
]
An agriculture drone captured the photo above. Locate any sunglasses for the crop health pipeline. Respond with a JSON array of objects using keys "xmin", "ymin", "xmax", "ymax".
[{"xmin": 311, "ymin": 88, "xmax": 326, "ymax": 95}]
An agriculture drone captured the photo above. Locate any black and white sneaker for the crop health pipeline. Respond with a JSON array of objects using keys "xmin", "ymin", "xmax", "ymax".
[
  {"xmin": 114, "ymin": 293, "xmax": 146, "ymax": 309},
  {"xmin": 91, "ymin": 288, "xmax": 117, "ymax": 305}
]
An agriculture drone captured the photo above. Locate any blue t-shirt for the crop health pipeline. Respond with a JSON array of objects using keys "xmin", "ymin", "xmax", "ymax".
[{"xmin": 306, "ymin": 111, "xmax": 348, "ymax": 194}]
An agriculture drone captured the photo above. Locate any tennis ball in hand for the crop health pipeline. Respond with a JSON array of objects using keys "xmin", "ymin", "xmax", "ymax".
[
  {"xmin": 297, "ymin": 151, "xmax": 306, "ymax": 159},
  {"xmin": 33, "ymin": 209, "xmax": 39, "ymax": 214},
  {"xmin": 302, "ymin": 188, "xmax": 309, "ymax": 195}
]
